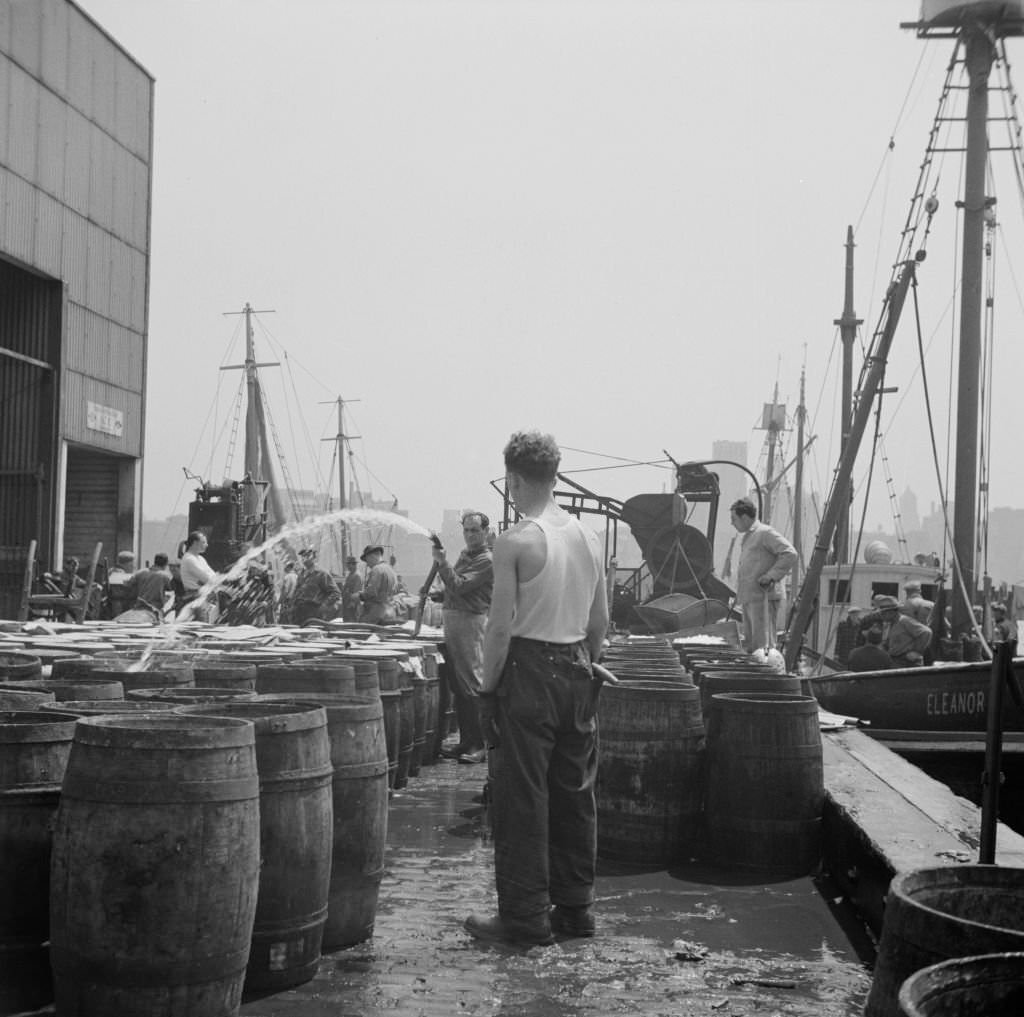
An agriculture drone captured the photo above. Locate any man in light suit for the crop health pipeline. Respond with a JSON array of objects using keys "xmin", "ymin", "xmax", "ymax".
[{"xmin": 729, "ymin": 498, "xmax": 797, "ymax": 652}]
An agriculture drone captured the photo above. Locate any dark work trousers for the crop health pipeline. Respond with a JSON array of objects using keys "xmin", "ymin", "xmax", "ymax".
[
  {"xmin": 443, "ymin": 609, "xmax": 486, "ymax": 749},
  {"xmin": 489, "ymin": 637, "xmax": 599, "ymax": 922}
]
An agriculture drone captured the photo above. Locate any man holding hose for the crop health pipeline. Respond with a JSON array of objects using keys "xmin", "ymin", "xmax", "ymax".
[{"xmin": 465, "ymin": 430, "xmax": 610, "ymax": 947}]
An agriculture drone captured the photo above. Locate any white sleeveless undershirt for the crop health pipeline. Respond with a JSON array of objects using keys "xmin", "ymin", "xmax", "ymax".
[{"xmin": 509, "ymin": 513, "xmax": 602, "ymax": 643}]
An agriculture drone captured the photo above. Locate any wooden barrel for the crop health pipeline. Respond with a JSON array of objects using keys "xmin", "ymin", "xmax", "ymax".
[
  {"xmin": 91, "ymin": 665, "xmax": 195, "ymax": 695},
  {"xmin": 0, "ymin": 687, "xmax": 55, "ymax": 709},
  {"xmin": 436, "ymin": 652, "xmax": 457, "ymax": 742},
  {"xmin": 420, "ymin": 676, "xmax": 440, "ymax": 766},
  {"xmin": 865, "ymin": 866, "xmax": 1024, "ymax": 1017},
  {"xmin": 699, "ymin": 671, "xmax": 802, "ymax": 716},
  {"xmin": 256, "ymin": 662, "xmax": 356, "ymax": 697},
  {"xmin": 601, "ymin": 659, "xmax": 687, "ymax": 680},
  {"xmin": 380, "ymin": 690, "xmax": 400, "ymax": 789},
  {"xmin": 49, "ymin": 715, "xmax": 260, "ymax": 1016},
  {"xmin": 256, "ymin": 692, "xmax": 388, "ymax": 950},
  {"xmin": 0, "ymin": 651, "xmax": 43, "ymax": 680},
  {"xmin": 688, "ymin": 659, "xmax": 780, "ymax": 683},
  {"xmin": 44, "ymin": 678, "xmax": 126, "ymax": 702},
  {"xmin": 333, "ymin": 649, "xmax": 405, "ymax": 692},
  {"xmin": 596, "ymin": 682, "xmax": 705, "ymax": 866},
  {"xmin": 353, "ymin": 666, "xmax": 380, "ymax": 700},
  {"xmin": 50, "ymin": 656, "xmax": 110, "ymax": 680},
  {"xmin": 192, "ymin": 663, "xmax": 257, "ymax": 691},
  {"xmin": 43, "ymin": 700, "xmax": 177, "ymax": 715},
  {"xmin": 898, "ymin": 951, "xmax": 1024, "ymax": 1017},
  {"xmin": 394, "ymin": 686, "xmax": 414, "ymax": 790},
  {"xmin": 126, "ymin": 687, "xmax": 259, "ymax": 706},
  {"xmin": 328, "ymin": 656, "xmax": 378, "ymax": 686},
  {"xmin": 408, "ymin": 677, "xmax": 428, "ymax": 778},
  {"xmin": 178, "ymin": 701, "xmax": 333, "ymax": 993},
  {"xmin": 705, "ymin": 692, "xmax": 823, "ymax": 876},
  {"xmin": 0, "ymin": 709, "xmax": 79, "ymax": 1013}
]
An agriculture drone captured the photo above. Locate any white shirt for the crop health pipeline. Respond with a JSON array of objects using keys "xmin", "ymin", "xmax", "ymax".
[{"xmin": 180, "ymin": 551, "xmax": 216, "ymax": 592}]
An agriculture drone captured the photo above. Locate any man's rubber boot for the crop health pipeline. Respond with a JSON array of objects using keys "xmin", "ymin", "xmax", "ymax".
[
  {"xmin": 464, "ymin": 913, "xmax": 554, "ymax": 947},
  {"xmin": 550, "ymin": 904, "xmax": 596, "ymax": 938}
]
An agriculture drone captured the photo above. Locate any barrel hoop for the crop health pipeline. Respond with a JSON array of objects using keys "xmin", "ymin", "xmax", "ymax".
[
  {"xmin": 61, "ymin": 774, "xmax": 259, "ymax": 804},
  {"xmin": 332, "ymin": 759, "xmax": 389, "ymax": 779},
  {"xmin": 252, "ymin": 906, "xmax": 329, "ymax": 938},
  {"xmin": 0, "ymin": 784, "xmax": 62, "ymax": 800},
  {"xmin": 260, "ymin": 767, "xmax": 335, "ymax": 794},
  {"xmin": 50, "ymin": 943, "xmax": 250, "ymax": 987}
]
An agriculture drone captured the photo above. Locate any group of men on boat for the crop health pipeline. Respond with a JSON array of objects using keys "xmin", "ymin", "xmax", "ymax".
[{"xmin": 833, "ymin": 580, "xmax": 1016, "ymax": 672}]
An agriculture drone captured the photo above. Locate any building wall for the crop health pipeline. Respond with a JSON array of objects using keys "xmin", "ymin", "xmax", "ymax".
[
  {"xmin": 0, "ymin": 0, "xmax": 153, "ymax": 584},
  {"xmin": 0, "ymin": 0, "xmax": 153, "ymax": 457}
]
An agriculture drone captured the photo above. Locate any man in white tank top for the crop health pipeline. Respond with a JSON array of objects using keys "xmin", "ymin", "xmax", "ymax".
[{"xmin": 464, "ymin": 430, "xmax": 609, "ymax": 947}]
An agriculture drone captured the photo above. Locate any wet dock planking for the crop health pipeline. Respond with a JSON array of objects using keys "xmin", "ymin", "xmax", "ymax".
[{"xmin": 821, "ymin": 728, "xmax": 1024, "ymax": 937}]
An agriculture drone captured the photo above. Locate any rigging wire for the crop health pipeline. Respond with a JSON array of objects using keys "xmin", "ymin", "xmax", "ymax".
[
  {"xmin": 854, "ymin": 43, "xmax": 933, "ymax": 234},
  {"xmin": 559, "ymin": 460, "xmax": 672, "ymax": 476},
  {"xmin": 251, "ymin": 320, "xmax": 327, "ymax": 501}
]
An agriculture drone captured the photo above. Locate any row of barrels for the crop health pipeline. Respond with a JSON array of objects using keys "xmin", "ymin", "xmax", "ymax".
[
  {"xmin": 603, "ymin": 639, "xmax": 1024, "ymax": 1017},
  {"xmin": 1, "ymin": 636, "xmax": 451, "ymax": 789},
  {"xmin": 595, "ymin": 637, "xmax": 822, "ymax": 875},
  {"xmin": 0, "ymin": 640, "xmax": 448, "ymax": 1016}
]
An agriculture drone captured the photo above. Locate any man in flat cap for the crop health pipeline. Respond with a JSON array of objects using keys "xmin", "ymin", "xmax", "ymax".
[
  {"xmin": 291, "ymin": 546, "xmax": 341, "ymax": 625},
  {"xmin": 433, "ymin": 511, "xmax": 494, "ymax": 764},
  {"xmin": 359, "ymin": 545, "xmax": 398, "ymax": 624},
  {"xmin": 876, "ymin": 595, "xmax": 931, "ymax": 666}
]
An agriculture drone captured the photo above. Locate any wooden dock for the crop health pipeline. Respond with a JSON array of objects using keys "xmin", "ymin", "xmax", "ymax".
[{"xmin": 822, "ymin": 728, "xmax": 1024, "ymax": 936}]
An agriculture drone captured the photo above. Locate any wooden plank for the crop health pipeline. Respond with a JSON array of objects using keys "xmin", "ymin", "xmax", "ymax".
[
  {"xmin": 825, "ymin": 729, "xmax": 1024, "ymax": 866},
  {"xmin": 821, "ymin": 728, "xmax": 1024, "ymax": 935}
]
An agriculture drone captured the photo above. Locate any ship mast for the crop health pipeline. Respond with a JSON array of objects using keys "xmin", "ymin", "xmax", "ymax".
[
  {"xmin": 221, "ymin": 303, "xmax": 286, "ymax": 538},
  {"xmin": 950, "ymin": 26, "xmax": 994, "ymax": 638},
  {"xmin": 793, "ymin": 363, "xmax": 807, "ymax": 594},
  {"xmin": 321, "ymin": 396, "xmax": 359, "ymax": 564},
  {"xmin": 833, "ymin": 226, "xmax": 862, "ymax": 566}
]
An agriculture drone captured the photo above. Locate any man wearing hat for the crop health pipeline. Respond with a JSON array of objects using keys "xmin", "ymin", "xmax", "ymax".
[
  {"xmin": 833, "ymin": 605, "xmax": 864, "ymax": 667},
  {"xmin": 992, "ymin": 602, "xmax": 1016, "ymax": 643},
  {"xmin": 876, "ymin": 595, "xmax": 932, "ymax": 667},
  {"xmin": 291, "ymin": 547, "xmax": 342, "ymax": 625},
  {"xmin": 433, "ymin": 511, "xmax": 494, "ymax": 764},
  {"xmin": 342, "ymin": 555, "xmax": 363, "ymax": 620},
  {"xmin": 359, "ymin": 545, "xmax": 398, "ymax": 624}
]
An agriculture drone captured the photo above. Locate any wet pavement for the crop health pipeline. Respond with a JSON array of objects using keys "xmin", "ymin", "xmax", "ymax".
[{"xmin": 240, "ymin": 753, "xmax": 873, "ymax": 1017}]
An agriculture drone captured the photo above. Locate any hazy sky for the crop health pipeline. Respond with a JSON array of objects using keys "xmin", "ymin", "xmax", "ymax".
[{"xmin": 79, "ymin": 0, "xmax": 1024, "ymax": 544}]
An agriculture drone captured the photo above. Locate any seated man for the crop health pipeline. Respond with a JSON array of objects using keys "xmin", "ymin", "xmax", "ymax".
[
  {"xmin": 106, "ymin": 550, "xmax": 137, "ymax": 618},
  {"xmin": 847, "ymin": 624, "xmax": 893, "ymax": 672},
  {"xmin": 876, "ymin": 595, "xmax": 932, "ymax": 667}
]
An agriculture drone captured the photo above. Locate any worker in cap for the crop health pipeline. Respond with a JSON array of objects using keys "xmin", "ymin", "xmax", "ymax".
[
  {"xmin": 291, "ymin": 545, "xmax": 341, "ymax": 626},
  {"xmin": 834, "ymin": 604, "xmax": 865, "ymax": 668},
  {"xmin": 342, "ymin": 554, "xmax": 363, "ymax": 621},
  {"xmin": 359, "ymin": 545, "xmax": 398, "ymax": 624},
  {"xmin": 876, "ymin": 595, "xmax": 931, "ymax": 667},
  {"xmin": 993, "ymin": 602, "xmax": 1015, "ymax": 643}
]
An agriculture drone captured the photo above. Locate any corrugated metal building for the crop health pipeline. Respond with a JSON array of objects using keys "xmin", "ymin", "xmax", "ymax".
[{"xmin": 0, "ymin": 0, "xmax": 153, "ymax": 616}]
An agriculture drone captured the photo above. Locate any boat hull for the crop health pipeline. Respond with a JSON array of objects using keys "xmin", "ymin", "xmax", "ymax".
[{"xmin": 808, "ymin": 660, "xmax": 1024, "ymax": 732}]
